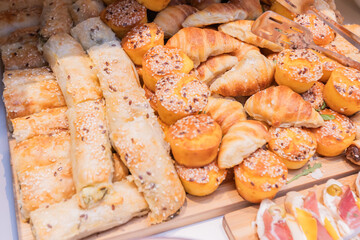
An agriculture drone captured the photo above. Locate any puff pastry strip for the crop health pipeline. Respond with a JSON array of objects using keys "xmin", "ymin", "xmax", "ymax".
[
  {"xmin": 0, "ymin": 0, "xmax": 43, "ymax": 12},
  {"xmin": 3, "ymin": 67, "xmax": 55, "ymax": 89},
  {"xmin": 30, "ymin": 179, "xmax": 148, "ymax": 240},
  {"xmin": 69, "ymin": 0, "xmax": 105, "ymax": 25}
]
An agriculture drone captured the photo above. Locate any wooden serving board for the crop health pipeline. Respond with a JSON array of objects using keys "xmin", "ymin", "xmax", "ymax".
[
  {"xmin": 222, "ymin": 174, "xmax": 359, "ymax": 240},
  {"xmin": 11, "ymin": 135, "xmax": 359, "ymax": 240}
]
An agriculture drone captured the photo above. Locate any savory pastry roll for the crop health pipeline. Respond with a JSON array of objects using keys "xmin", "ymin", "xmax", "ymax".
[
  {"xmin": 122, "ymin": 23, "xmax": 164, "ymax": 66},
  {"xmin": 167, "ymin": 114, "xmax": 222, "ymax": 167},
  {"xmin": 311, "ymin": 109, "xmax": 356, "ymax": 157},
  {"xmin": 142, "ymin": 45, "xmax": 194, "ymax": 92},
  {"xmin": 189, "ymin": 0, "xmax": 220, "ymax": 10},
  {"xmin": 268, "ymin": 127, "xmax": 317, "ymax": 169},
  {"xmin": 136, "ymin": 0, "xmax": 170, "ymax": 11},
  {"xmin": 3, "ymin": 67, "xmax": 54, "ymax": 88},
  {"xmin": 324, "ymin": 67, "xmax": 360, "ymax": 116},
  {"xmin": 112, "ymin": 153, "xmax": 129, "ymax": 182},
  {"xmin": 40, "ymin": 0, "xmax": 73, "ymax": 39},
  {"xmin": 203, "ymin": 95, "xmax": 247, "ymax": 134},
  {"xmin": 244, "ymin": 86, "xmax": 324, "ymax": 128},
  {"xmin": 0, "ymin": 26, "xmax": 39, "ymax": 46},
  {"xmin": 67, "ymin": 99, "xmax": 113, "ymax": 209},
  {"xmin": 275, "ymin": 49, "xmax": 323, "ymax": 93},
  {"xmin": 3, "ymin": 79, "xmax": 66, "ymax": 119},
  {"xmin": 70, "ymin": 17, "xmax": 116, "ymax": 50},
  {"xmin": 154, "ymin": 5, "xmax": 197, "ymax": 39},
  {"xmin": 0, "ymin": 0, "xmax": 43, "ymax": 12},
  {"xmin": 234, "ymin": 149, "xmax": 288, "ymax": 203},
  {"xmin": 229, "ymin": 0, "xmax": 263, "ymax": 19},
  {"xmin": 69, "ymin": 0, "xmax": 105, "ymax": 25},
  {"xmin": 30, "ymin": 179, "xmax": 149, "ymax": 240},
  {"xmin": 155, "ymin": 73, "xmax": 210, "ymax": 125},
  {"xmin": 301, "ymin": 81, "xmax": 325, "ymax": 110},
  {"xmin": 166, "ymin": 27, "xmax": 242, "ymax": 67},
  {"xmin": 100, "ymin": 0, "xmax": 147, "ymax": 38},
  {"xmin": 11, "ymin": 107, "xmax": 68, "ymax": 142},
  {"xmin": 345, "ymin": 140, "xmax": 360, "ymax": 166},
  {"xmin": 175, "ymin": 160, "xmax": 227, "ymax": 196},
  {"xmin": 218, "ymin": 120, "xmax": 269, "ymax": 169},
  {"xmin": 43, "ymin": 33, "xmax": 102, "ymax": 107}
]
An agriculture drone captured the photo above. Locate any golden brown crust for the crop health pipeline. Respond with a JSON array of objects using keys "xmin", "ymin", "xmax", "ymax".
[
  {"xmin": 112, "ymin": 153, "xmax": 129, "ymax": 182},
  {"xmin": 345, "ymin": 140, "xmax": 360, "ymax": 166},
  {"xmin": 301, "ymin": 81, "xmax": 325, "ymax": 110},
  {"xmin": 229, "ymin": 0, "xmax": 263, "ymax": 19},
  {"xmin": 69, "ymin": 0, "xmax": 105, "ymax": 25},
  {"xmin": 189, "ymin": 0, "xmax": 220, "ymax": 10},
  {"xmin": 312, "ymin": 50, "xmax": 343, "ymax": 83},
  {"xmin": 143, "ymin": 85, "xmax": 158, "ymax": 112},
  {"xmin": 351, "ymin": 112, "xmax": 360, "ymax": 140},
  {"xmin": 136, "ymin": 0, "xmax": 171, "ymax": 11},
  {"xmin": 1, "ymin": 26, "xmax": 39, "ymax": 45},
  {"xmin": 3, "ymin": 67, "xmax": 54, "ymax": 88}
]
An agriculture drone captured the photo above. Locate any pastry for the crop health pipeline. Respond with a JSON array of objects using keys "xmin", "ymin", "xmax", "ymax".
[
  {"xmin": 301, "ymin": 81, "xmax": 325, "ymax": 110},
  {"xmin": 244, "ymin": 86, "xmax": 324, "ymax": 128},
  {"xmin": 218, "ymin": 20, "xmax": 283, "ymax": 52},
  {"xmin": 189, "ymin": 0, "xmax": 220, "ymax": 10},
  {"xmin": 40, "ymin": 0, "xmax": 73, "ymax": 39},
  {"xmin": 142, "ymin": 45, "xmax": 194, "ymax": 92},
  {"xmin": 155, "ymin": 73, "xmax": 210, "ymax": 125},
  {"xmin": 153, "ymin": 4, "xmax": 197, "ymax": 38},
  {"xmin": 203, "ymin": 95, "xmax": 247, "ymax": 135},
  {"xmin": 210, "ymin": 50, "xmax": 275, "ymax": 97},
  {"xmin": 268, "ymin": 127, "xmax": 317, "ymax": 169},
  {"xmin": 67, "ymin": 99, "xmax": 113, "ymax": 209},
  {"xmin": 323, "ymin": 67, "xmax": 360, "ymax": 116},
  {"xmin": 122, "ymin": 23, "xmax": 164, "ymax": 66},
  {"xmin": 311, "ymin": 109, "xmax": 356, "ymax": 157},
  {"xmin": 167, "ymin": 114, "xmax": 222, "ymax": 167},
  {"xmin": 0, "ymin": 0, "xmax": 43, "ymax": 12},
  {"xmin": 218, "ymin": 120, "xmax": 269, "ymax": 169},
  {"xmin": 70, "ymin": 17, "xmax": 117, "ymax": 50},
  {"xmin": 169, "ymin": 0, "xmax": 187, "ymax": 5},
  {"xmin": 294, "ymin": 13, "xmax": 335, "ymax": 46},
  {"xmin": 136, "ymin": 0, "xmax": 171, "ymax": 11},
  {"xmin": 43, "ymin": 33, "xmax": 102, "ymax": 108},
  {"xmin": 100, "ymin": 0, "xmax": 147, "ymax": 38},
  {"xmin": 166, "ymin": 27, "xmax": 242, "ymax": 67},
  {"xmin": 143, "ymin": 85, "xmax": 158, "ymax": 112},
  {"xmin": 313, "ymin": 51, "xmax": 343, "ymax": 83},
  {"xmin": 0, "ymin": 26, "xmax": 39, "ymax": 46},
  {"xmin": 266, "ymin": 53, "xmax": 278, "ymax": 64},
  {"xmin": 182, "ymin": 3, "xmax": 247, "ymax": 28},
  {"xmin": 112, "ymin": 153, "xmax": 129, "ymax": 182},
  {"xmin": 229, "ymin": 0, "xmax": 263, "ymax": 19},
  {"xmin": 234, "ymin": 149, "xmax": 288, "ymax": 203},
  {"xmin": 270, "ymin": 1, "xmax": 296, "ymax": 20},
  {"xmin": 350, "ymin": 112, "xmax": 360, "ymax": 140},
  {"xmin": 69, "ymin": 0, "xmax": 105, "ymax": 25},
  {"xmin": 175, "ymin": 160, "xmax": 227, "ymax": 196},
  {"xmin": 275, "ymin": 49, "xmax": 323, "ymax": 93},
  {"xmin": 2, "ymin": 67, "xmax": 55, "ymax": 89},
  {"xmin": 345, "ymin": 140, "xmax": 360, "ymax": 166},
  {"xmin": 190, "ymin": 54, "xmax": 239, "ymax": 85}
]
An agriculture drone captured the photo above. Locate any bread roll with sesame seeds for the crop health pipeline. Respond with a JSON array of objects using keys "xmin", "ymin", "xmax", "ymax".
[
  {"xmin": 175, "ymin": 160, "xmax": 227, "ymax": 196},
  {"xmin": 155, "ymin": 73, "xmax": 210, "ymax": 125},
  {"xmin": 100, "ymin": 0, "xmax": 147, "ymax": 39},
  {"xmin": 142, "ymin": 45, "xmax": 194, "ymax": 92},
  {"xmin": 143, "ymin": 85, "xmax": 158, "ymax": 112},
  {"xmin": 122, "ymin": 23, "xmax": 164, "ymax": 66},
  {"xmin": 301, "ymin": 82, "xmax": 325, "ymax": 110},
  {"xmin": 324, "ymin": 67, "xmax": 360, "ymax": 116},
  {"xmin": 234, "ymin": 149, "xmax": 288, "ymax": 203},
  {"xmin": 313, "ymin": 51, "xmax": 343, "ymax": 83},
  {"xmin": 311, "ymin": 109, "xmax": 356, "ymax": 157}
]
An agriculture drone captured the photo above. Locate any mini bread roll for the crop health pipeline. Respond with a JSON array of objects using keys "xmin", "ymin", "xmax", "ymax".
[
  {"xmin": 155, "ymin": 73, "xmax": 210, "ymax": 125},
  {"xmin": 100, "ymin": 0, "xmax": 147, "ymax": 38},
  {"xmin": 167, "ymin": 114, "xmax": 222, "ymax": 167},
  {"xmin": 323, "ymin": 67, "xmax": 360, "ymax": 116},
  {"xmin": 136, "ymin": 0, "xmax": 170, "ymax": 11},
  {"xmin": 345, "ymin": 140, "xmax": 360, "ymax": 166},
  {"xmin": 69, "ymin": 0, "xmax": 104, "ymax": 25},
  {"xmin": 142, "ymin": 45, "xmax": 194, "ymax": 92},
  {"xmin": 312, "ymin": 50, "xmax": 343, "ymax": 83},
  {"xmin": 234, "ymin": 149, "xmax": 288, "ymax": 203},
  {"xmin": 301, "ymin": 81, "xmax": 325, "ymax": 110},
  {"xmin": 175, "ymin": 160, "xmax": 227, "ymax": 196},
  {"xmin": 122, "ymin": 23, "xmax": 164, "ymax": 66},
  {"xmin": 268, "ymin": 127, "xmax": 317, "ymax": 169},
  {"xmin": 275, "ymin": 49, "xmax": 323, "ymax": 93},
  {"xmin": 311, "ymin": 109, "xmax": 356, "ymax": 157}
]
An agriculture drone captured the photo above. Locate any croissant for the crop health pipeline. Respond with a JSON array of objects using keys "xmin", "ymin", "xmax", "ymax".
[
  {"xmin": 244, "ymin": 86, "xmax": 325, "ymax": 128},
  {"xmin": 229, "ymin": 0, "xmax": 263, "ymax": 19},
  {"xmin": 166, "ymin": 27, "xmax": 241, "ymax": 67},
  {"xmin": 154, "ymin": 5, "xmax": 197, "ymax": 38},
  {"xmin": 210, "ymin": 50, "xmax": 275, "ymax": 97},
  {"xmin": 218, "ymin": 120, "xmax": 269, "ymax": 169},
  {"xmin": 204, "ymin": 95, "xmax": 247, "ymax": 134},
  {"xmin": 190, "ymin": 54, "xmax": 238, "ymax": 85},
  {"xmin": 189, "ymin": 0, "xmax": 221, "ymax": 10},
  {"xmin": 218, "ymin": 20, "xmax": 283, "ymax": 52}
]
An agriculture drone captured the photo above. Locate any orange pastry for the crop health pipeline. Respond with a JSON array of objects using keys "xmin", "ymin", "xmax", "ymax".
[
  {"xmin": 100, "ymin": 0, "xmax": 147, "ymax": 38},
  {"xmin": 122, "ymin": 23, "xmax": 164, "ymax": 66},
  {"xmin": 275, "ymin": 49, "xmax": 323, "ymax": 93},
  {"xmin": 268, "ymin": 127, "xmax": 317, "ymax": 169},
  {"xmin": 136, "ymin": 0, "xmax": 171, "ymax": 11},
  {"xmin": 175, "ymin": 160, "xmax": 227, "ymax": 196},
  {"xmin": 142, "ymin": 45, "xmax": 194, "ymax": 92},
  {"xmin": 267, "ymin": 53, "xmax": 278, "ymax": 64},
  {"xmin": 345, "ymin": 140, "xmax": 360, "ymax": 166},
  {"xmin": 166, "ymin": 114, "xmax": 222, "ymax": 167},
  {"xmin": 312, "ymin": 51, "xmax": 343, "ymax": 83},
  {"xmin": 155, "ymin": 73, "xmax": 209, "ymax": 125},
  {"xmin": 323, "ymin": 67, "xmax": 360, "ymax": 116},
  {"xmin": 234, "ymin": 149, "xmax": 288, "ymax": 203},
  {"xmin": 143, "ymin": 85, "xmax": 158, "ymax": 112},
  {"xmin": 311, "ymin": 109, "xmax": 356, "ymax": 157},
  {"xmin": 301, "ymin": 81, "xmax": 325, "ymax": 110},
  {"xmin": 270, "ymin": 1, "xmax": 296, "ymax": 20}
]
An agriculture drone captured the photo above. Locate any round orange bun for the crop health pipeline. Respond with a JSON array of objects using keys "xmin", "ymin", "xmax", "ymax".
[
  {"xmin": 268, "ymin": 127, "xmax": 317, "ymax": 169},
  {"xmin": 234, "ymin": 149, "xmax": 288, "ymax": 203},
  {"xmin": 275, "ymin": 49, "xmax": 323, "ymax": 93},
  {"xmin": 312, "ymin": 51, "xmax": 342, "ymax": 83},
  {"xmin": 301, "ymin": 81, "xmax": 325, "ymax": 110},
  {"xmin": 155, "ymin": 73, "xmax": 209, "ymax": 125},
  {"xmin": 167, "ymin": 114, "xmax": 222, "ymax": 167},
  {"xmin": 324, "ymin": 67, "xmax": 360, "ymax": 116},
  {"xmin": 136, "ymin": 0, "xmax": 170, "ymax": 12},
  {"xmin": 311, "ymin": 109, "xmax": 356, "ymax": 157},
  {"xmin": 175, "ymin": 160, "xmax": 227, "ymax": 196},
  {"xmin": 143, "ymin": 85, "xmax": 158, "ymax": 112}
]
